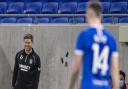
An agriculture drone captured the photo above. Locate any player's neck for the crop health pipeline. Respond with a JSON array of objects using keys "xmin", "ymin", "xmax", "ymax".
[{"xmin": 89, "ymin": 20, "xmax": 103, "ymax": 30}]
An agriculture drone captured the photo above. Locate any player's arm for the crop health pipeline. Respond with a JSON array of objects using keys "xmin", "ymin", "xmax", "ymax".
[
  {"xmin": 67, "ymin": 54, "xmax": 82, "ymax": 89},
  {"xmin": 111, "ymin": 38, "xmax": 119, "ymax": 89},
  {"xmin": 12, "ymin": 54, "xmax": 19, "ymax": 87},
  {"xmin": 111, "ymin": 52, "xmax": 119, "ymax": 89},
  {"xmin": 67, "ymin": 32, "xmax": 84, "ymax": 89}
]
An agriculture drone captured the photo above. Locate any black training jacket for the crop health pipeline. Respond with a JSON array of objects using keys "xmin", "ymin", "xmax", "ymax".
[{"xmin": 12, "ymin": 49, "xmax": 41, "ymax": 89}]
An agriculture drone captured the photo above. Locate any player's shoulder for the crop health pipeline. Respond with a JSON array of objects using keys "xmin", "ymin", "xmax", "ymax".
[{"xmin": 79, "ymin": 27, "xmax": 94, "ymax": 37}]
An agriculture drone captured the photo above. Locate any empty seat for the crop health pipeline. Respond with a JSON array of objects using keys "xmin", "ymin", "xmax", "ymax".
[
  {"xmin": 42, "ymin": 2, "xmax": 58, "ymax": 14},
  {"xmin": 102, "ymin": 2, "xmax": 110, "ymax": 14},
  {"xmin": 38, "ymin": 17, "xmax": 50, "ymax": 23},
  {"xmin": 100, "ymin": 0, "xmax": 111, "ymax": 1},
  {"xmin": 0, "ymin": 2, "xmax": 7, "ymax": 14},
  {"xmin": 43, "ymin": 0, "xmax": 59, "ymax": 2},
  {"xmin": 7, "ymin": 2, "xmax": 24, "ymax": 14},
  {"xmin": 17, "ymin": 18, "xmax": 33, "ymax": 23},
  {"xmin": 25, "ymin": 2, "xmax": 42, "ymax": 14},
  {"xmin": 59, "ymin": 2, "xmax": 77, "ymax": 14},
  {"xmin": 69, "ymin": 17, "xmax": 85, "ymax": 23},
  {"xmin": 21, "ymin": 0, "xmax": 32, "ymax": 2},
  {"xmin": 0, "ymin": 17, "xmax": 17, "ymax": 23},
  {"xmin": 61, "ymin": 0, "xmax": 89, "ymax": 2},
  {"xmin": 77, "ymin": 2, "xmax": 86, "ymax": 14},
  {"xmin": 51, "ymin": 17, "xmax": 69, "ymax": 23},
  {"xmin": 102, "ymin": 17, "xmax": 113, "ymax": 23},
  {"xmin": 119, "ymin": 17, "xmax": 128, "ymax": 23},
  {"xmin": 110, "ymin": 2, "xmax": 127, "ymax": 14},
  {"xmin": 111, "ymin": 0, "xmax": 127, "ymax": 1},
  {"xmin": 102, "ymin": 17, "xmax": 118, "ymax": 23}
]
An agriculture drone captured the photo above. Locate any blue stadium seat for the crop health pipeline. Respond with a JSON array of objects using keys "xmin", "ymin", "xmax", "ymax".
[
  {"xmin": 0, "ymin": 2, "xmax": 7, "ymax": 14},
  {"xmin": 119, "ymin": 17, "xmax": 128, "ymax": 23},
  {"xmin": 102, "ymin": 2, "xmax": 110, "ymax": 14},
  {"xmin": 100, "ymin": 0, "xmax": 111, "ymax": 1},
  {"xmin": 42, "ymin": 2, "xmax": 58, "ymax": 14},
  {"xmin": 111, "ymin": 0, "xmax": 127, "ymax": 1},
  {"xmin": 7, "ymin": 2, "xmax": 24, "ymax": 14},
  {"xmin": 24, "ymin": 2, "xmax": 42, "ymax": 14},
  {"xmin": 77, "ymin": 2, "xmax": 86, "ymax": 14},
  {"xmin": 21, "ymin": 0, "xmax": 32, "ymax": 2},
  {"xmin": 0, "ymin": 17, "xmax": 17, "ymax": 23},
  {"xmin": 110, "ymin": 2, "xmax": 127, "ymax": 14},
  {"xmin": 38, "ymin": 17, "xmax": 50, "ymax": 23},
  {"xmin": 51, "ymin": 17, "xmax": 69, "ymax": 23},
  {"xmin": 43, "ymin": 0, "xmax": 59, "ymax": 2},
  {"xmin": 102, "ymin": 17, "xmax": 113, "ymax": 23},
  {"xmin": 69, "ymin": 17, "xmax": 85, "ymax": 23},
  {"xmin": 17, "ymin": 18, "xmax": 33, "ymax": 23},
  {"xmin": 59, "ymin": 2, "xmax": 77, "ymax": 14},
  {"xmin": 61, "ymin": 0, "xmax": 89, "ymax": 2},
  {"xmin": 102, "ymin": 17, "xmax": 118, "ymax": 23}
]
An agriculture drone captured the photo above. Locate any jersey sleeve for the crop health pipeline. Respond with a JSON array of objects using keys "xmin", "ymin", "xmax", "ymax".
[
  {"xmin": 75, "ymin": 32, "xmax": 85, "ymax": 55},
  {"xmin": 111, "ymin": 37, "xmax": 118, "ymax": 57}
]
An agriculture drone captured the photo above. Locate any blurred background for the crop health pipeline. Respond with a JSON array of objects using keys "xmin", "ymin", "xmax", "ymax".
[{"xmin": 0, "ymin": 0, "xmax": 127, "ymax": 89}]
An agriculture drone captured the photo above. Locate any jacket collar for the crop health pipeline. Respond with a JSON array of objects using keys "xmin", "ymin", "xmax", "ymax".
[{"xmin": 23, "ymin": 48, "xmax": 34, "ymax": 55}]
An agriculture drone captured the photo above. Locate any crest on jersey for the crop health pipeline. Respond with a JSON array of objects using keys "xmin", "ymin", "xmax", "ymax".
[
  {"xmin": 94, "ymin": 35, "xmax": 107, "ymax": 43},
  {"xmin": 29, "ymin": 59, "xmax": 33, "ymax": 64},
  {"xmin": 20, "ymin": 55, "xmax": 23, "ymax": 60}
]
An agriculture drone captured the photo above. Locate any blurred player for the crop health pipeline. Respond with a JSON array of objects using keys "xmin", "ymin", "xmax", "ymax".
[
  {"xmin": 12, "ymin": 33, "xmax": 41, "ymax": 89},
  {"xmin": 67, "ymin": 1, "xmax": 119, "ymax": 89}
]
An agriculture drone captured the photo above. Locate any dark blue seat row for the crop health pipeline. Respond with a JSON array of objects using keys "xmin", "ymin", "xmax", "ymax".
[
  {"xmin": 0, "ymin": 2, "xmax": 128, "ymax": 14},
  {"xmin": 0, "ymin": 17, "xmax": 128, "ymax": 23},
  {"xmin": 0, "ymin": 0, "xmax": 128, "ymax": 2}
]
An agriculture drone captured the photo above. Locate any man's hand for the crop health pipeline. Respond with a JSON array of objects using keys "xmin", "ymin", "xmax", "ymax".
[{"xmin": 12, "ymin": 87, "xmax": 14, "ymax": 89}]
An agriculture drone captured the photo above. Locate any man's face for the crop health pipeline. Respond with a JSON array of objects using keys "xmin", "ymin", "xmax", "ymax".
[
  {"xmin": 119, "ymin": 74, "xmax": 125, "ymax": 88},
  {"xmin": 86, "ymin": 8, "xmax": 96, "ymax": 23},
  {"xmin": 120, "ymin": 74, "xmax": 125, "ymax": 81},
  {"xmin": 24, "ymin": 39, "xmax": 32, "ymax": 52},
  {"xmin": 86, "ymin": 8, "xmax": 101, "ymax": 24}
]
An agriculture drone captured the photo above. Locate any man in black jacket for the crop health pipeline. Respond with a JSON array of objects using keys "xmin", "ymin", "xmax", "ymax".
[
  {"xmin": 12, "ymin": 33, "xmax": 41, "ymax": 89},
  {"xmin": 119, "ymin": 70, "xmax": 126, "ymax": 89}
]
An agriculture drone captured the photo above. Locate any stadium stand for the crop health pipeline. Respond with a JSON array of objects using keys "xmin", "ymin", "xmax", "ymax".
[
  {"xmin": 24, "ymin": 2, "xmax": 42, "ymax": 14},
  {"xmin": 51, "ymin": 17, "xmax": 69, "ymax": 23},
  {"xmin": 102, "ymin": 2, "xmax": 110, "ymax": 14},
  {"xmin": 42, "ymin": 2, "xmax": 58, "ymax": 14},
  {"xmin": 110, "ymin": 2, "xmax": 127, "ymax": 14},
  {"xmin": 0, "ymin": 17, "xmax": 17, "ymax": 23},
  {"xmin": 37, "ymin": 17, "xmax": 50, "ymax": 23},
  {"xmin": 76, "ymin": 2, "xmax": 86, "ymax": 14},
  {"xmin": 7, "ymin": 2, "xmax": 24, "ymax": 14},
  {"xmin": 119, "ymin": 17, "xmax": 128, "ymax": 23},
  {"xmin": 17, "ymin": 17, "xmax": 33, "ymax": 23},
  {"xmin": 59, "ymin": 2, "xmax": 77, "ymax": 14},
  {"xmin": 0, "ymin": 2, "xmax": 7, "ymax": 14},
  {"xmin": 0, "ymin": 0, "xmax": 127, "ymax": 23},
  {"xmin": 69, "ymin": 17, "xmax": 85, "ymax": 23}
]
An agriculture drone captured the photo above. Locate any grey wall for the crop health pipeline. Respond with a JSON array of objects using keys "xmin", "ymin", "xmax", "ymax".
[{"xmin": 0, "ymin": 24, "xmax": 127, "ymax": 89}]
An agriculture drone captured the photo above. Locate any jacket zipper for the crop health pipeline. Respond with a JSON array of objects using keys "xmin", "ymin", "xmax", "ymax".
[{"xmin": 25, "ymin": 55, "xmax": 29, "ymax": 62}]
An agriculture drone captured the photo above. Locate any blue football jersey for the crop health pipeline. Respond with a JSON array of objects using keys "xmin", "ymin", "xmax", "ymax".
[{"xmin": 75, "ymin": 27, "xmax": 118, "ymax": 89}]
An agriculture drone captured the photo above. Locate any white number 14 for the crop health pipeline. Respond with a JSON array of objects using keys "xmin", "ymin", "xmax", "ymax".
[{"xmin": 92, "ymin": 43, "xmax": 110, "ymax": 76}]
